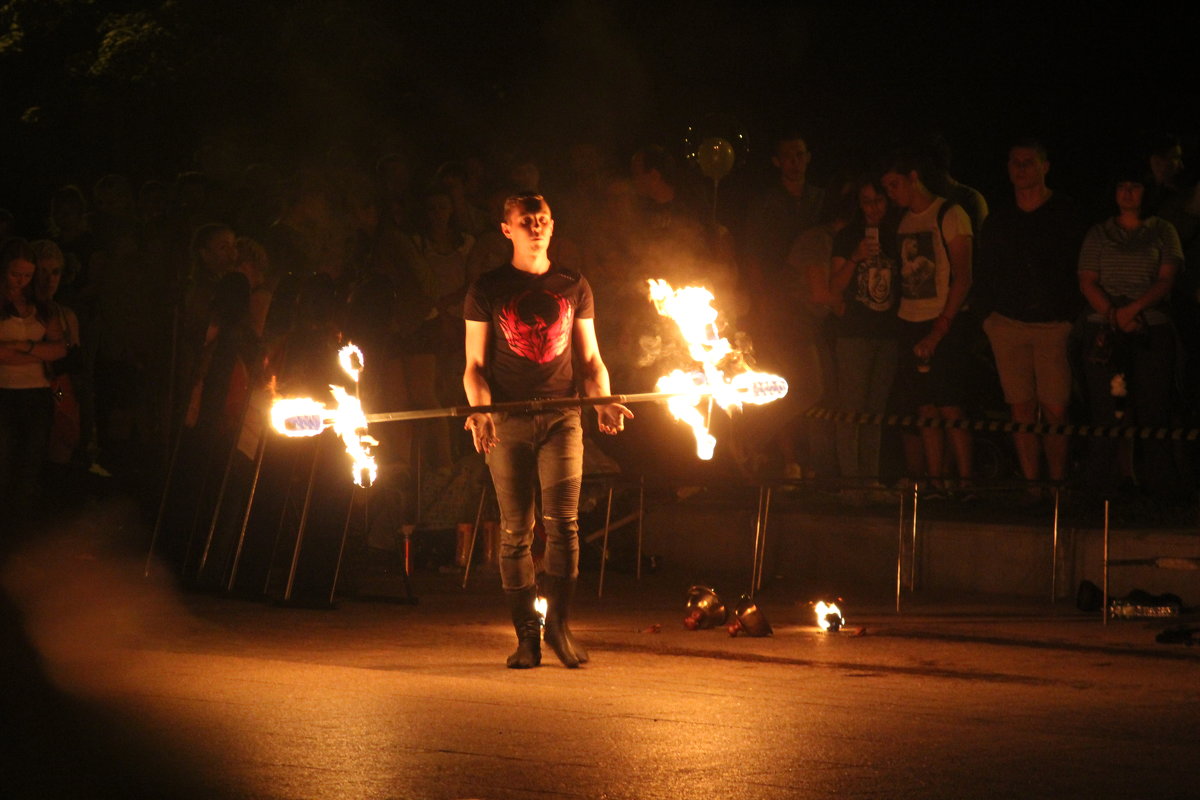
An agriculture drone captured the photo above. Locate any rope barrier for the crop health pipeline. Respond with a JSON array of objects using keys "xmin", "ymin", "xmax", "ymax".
[{"xmin": 802, "ymin": 407, "xmax": 1200, "ymax": 442}]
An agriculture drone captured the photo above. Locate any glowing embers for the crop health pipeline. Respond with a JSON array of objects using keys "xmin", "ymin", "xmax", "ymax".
[
  {"xmin": 269, "ymin": 343, "xmax": 379, "ymax": 487},
  {"xmin": 814, "ymin": 600, "xmax": 845, "ymax": 632},
  {"xmin": 647, "ymin": 279, "xmax": 787, "ymax": 460}
]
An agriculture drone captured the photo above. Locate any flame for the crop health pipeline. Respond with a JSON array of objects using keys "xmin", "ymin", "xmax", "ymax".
[
  {"xmin": 269, "ymin": 343, "xmax": 379, "ymax": 487},
  {"xmin": 647, "ymin": 279, "xmax": 787, "ymax": 458},
  {"xmin": 815, "ymin": 600, "xmax": 844, "ymax": 632}
]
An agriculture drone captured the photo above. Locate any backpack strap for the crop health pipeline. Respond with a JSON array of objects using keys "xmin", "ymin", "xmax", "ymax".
[{"xmin": 931, "ymin": 197, "xmax": 960, "ymax": 262}]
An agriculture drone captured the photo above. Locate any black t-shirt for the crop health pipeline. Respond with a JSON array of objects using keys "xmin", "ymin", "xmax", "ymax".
[
  {"xmin": 974, "ymin": 193, "xmax": 1088, "ymax": 323},
  {"xmin": 463, "ymin": 263, "xmax": 594, "ymax": 402},
  {"xmin": 831, "ymin": 221, "xmax": 900, "ymax": 339}
]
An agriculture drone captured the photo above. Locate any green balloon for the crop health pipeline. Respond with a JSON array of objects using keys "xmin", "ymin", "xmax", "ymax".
[{"xmin": 697, "ymin": 137, "xmax": 735, "ymax": 181}]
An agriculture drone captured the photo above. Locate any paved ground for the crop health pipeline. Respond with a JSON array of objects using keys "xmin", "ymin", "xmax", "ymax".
[{"xmin": 3, "ymin": 521, "xmax": 1200, "ymax": 800}]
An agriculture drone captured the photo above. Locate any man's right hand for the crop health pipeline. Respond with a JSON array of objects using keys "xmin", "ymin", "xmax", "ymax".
[{"xmin": 465, "ymin": 412, "xmax": 498, "ymax": 454}]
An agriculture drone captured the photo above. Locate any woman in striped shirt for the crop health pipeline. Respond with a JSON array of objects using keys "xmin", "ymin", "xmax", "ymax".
[{"xmin": 1078, "ymin": 164, "xmax": 1184, "ymax": 496}]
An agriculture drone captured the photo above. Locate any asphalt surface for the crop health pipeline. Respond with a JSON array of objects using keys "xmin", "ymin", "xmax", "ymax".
[{"xmin": 4, "ymin": 526, "xmax": 1200, "ymax": 800}]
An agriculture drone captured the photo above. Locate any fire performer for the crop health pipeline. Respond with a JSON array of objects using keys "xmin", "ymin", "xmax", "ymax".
[{"xmin": 463, "ymin": 192, "xmax": 633, "ymax": 669}]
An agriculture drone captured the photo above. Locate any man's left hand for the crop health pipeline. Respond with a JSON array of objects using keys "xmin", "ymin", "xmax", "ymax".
[{"xmin": 596, "ymin": 403, "xmax": 634, "ymax": 435}]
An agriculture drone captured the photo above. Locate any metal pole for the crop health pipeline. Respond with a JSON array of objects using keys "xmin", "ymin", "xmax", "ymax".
[
  {"xmin": 597, "ymin": 484, "xmax": 614, "ymax": 599},
  {"xmin": 1102, "ymin": 499, "xmax": 1110, "ymax": 626},
  {"xmin": 145, "ymin": 422, "xmax": 187, "ymax": 577},
  {"xmin": 227, "ymin": 430, "xmax": 269, "ymax": 592},
  {"xmin": 462, "ymin": 484, "xmax": 487, "ymax": 589},
  {"xmin": 909, "ymin": 482, "xmax": 920, "ymax": 591},
  {"xmin": 1050, "ymin": 486, "xmax": 1061, "ymax": 603},
  {"xmin": 328, "ymin": 486, "xmax": 356, "ymax": 606},
  {"xmin": 635, "ymin": 476, "xmax": 645, "ymax": 582},
  {"xmin": 284, "ymin": 438, "xmax": 324, "ymax": 602},
  {"xmin": 896, "ymin": 488, "xmax": 905, "ymax": 613},
  {"xmin": 197, "ymin": 396, "xmax": 253, "ymax": 582},
  {"xmin": 754, "ymin": 486, "xmax": 773, "ymax": 592},
  {"xmin": 749, "ymin": 485, "xmax": 766, "ymax": 599},
  {"xmin": 363, "ymin": 391, "xmax": 710, "ymax": 424}
]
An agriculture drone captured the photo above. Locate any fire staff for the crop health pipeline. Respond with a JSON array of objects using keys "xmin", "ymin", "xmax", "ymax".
[{"xmin": 463, "ymin": 192, "xmax": 632, "ymax": 669}]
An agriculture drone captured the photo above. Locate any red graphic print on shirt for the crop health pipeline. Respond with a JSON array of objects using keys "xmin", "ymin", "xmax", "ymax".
[{"xmin": 496, "ymin": 289, "xmax": 573, "ymax": 364}]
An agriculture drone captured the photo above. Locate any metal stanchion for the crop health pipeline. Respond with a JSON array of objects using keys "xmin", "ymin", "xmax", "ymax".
[
  {"xmin": 896, "ymin": 488, "xmax": 906, "ymax": 613},
  {"xmin": 749, "ymin": 485, "xmax": 765, "ymax": 599},
  {"xmin": 755, "ymin": 485, "xmax": 773, "ymax": 593},
  {"xmin": 597, "ymin": 483, "xmax": 614, "ymax": 598},
  {"xmin": 635, "ymin": 476, "xmax": 645, "ymax": 582},
  {"xmin": 226, "ymin": 429, "xmax": 269, "ymax": 593},
  {"xmin": 328, "ymin": 486, "xmax": 357, "ymax": 606},
  {"xmin": 462, "ymin": 484, "xmax": 488, "ymax": 589},
  {"xmin": 144, "ymin": 424, "xmax": 187, "ymax": 577},
  {"xmin": 1102, "ymin": 498, "xmax": 1110, "ymax": 626},
  {"xmin": 909, "ymin": 482, "xmax": 919, "ymax": 591},
  {"xmin": 283, "ymin": 438, "xmax": 324, "ymax": 602},
  {"xmin": 196, "ymin": 395, "xmax": 255, "ymax": 582},
  {"xmin": 1050, "ymin": 486, "xmax": 1061, "ymax": 603}
]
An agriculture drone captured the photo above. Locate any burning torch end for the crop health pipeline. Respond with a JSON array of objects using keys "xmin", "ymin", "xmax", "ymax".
[{"xmin": 279, "ymin": 413, "xmax": 329, "ymax": 436}]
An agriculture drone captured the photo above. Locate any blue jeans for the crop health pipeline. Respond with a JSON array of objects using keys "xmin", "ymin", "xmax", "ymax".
[{"xmin": 486, "ymin": 408, "xmax": 583, "ymax": 590}]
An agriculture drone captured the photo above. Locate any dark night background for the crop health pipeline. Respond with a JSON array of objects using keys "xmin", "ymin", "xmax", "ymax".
[{"xmin": 2, "ymin": 0, "xmax": 1197, "ymax": 228}]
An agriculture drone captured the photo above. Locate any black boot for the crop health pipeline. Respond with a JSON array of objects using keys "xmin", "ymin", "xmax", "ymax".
[
  {"xmin": 542, "ymin": 574, "xmax": 587, "ymax": 667},
  {"xmin": 505, "ymin": 586, "xmax": 542, "ymax": 669}
]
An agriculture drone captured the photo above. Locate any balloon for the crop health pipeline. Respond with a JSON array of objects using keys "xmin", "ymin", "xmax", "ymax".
[{"xmin": 696, "ymin": 137, "xmax": 735, "ymax": 182}]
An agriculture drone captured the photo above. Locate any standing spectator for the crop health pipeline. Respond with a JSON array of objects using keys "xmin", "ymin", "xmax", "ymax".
[
  {"xmin": 177, "ymin": 223, "xmax": 237, "ymax": 421},
  {"xmin": 923, "ymin": 133, "xmax": 989, "ymax": 237},
  {"xmin": 828, "ymin": 177, "xmax": 902, "ymax": 489},
  {"xmin": 47, "ymin": 185, "xmax": 95, "ymax": 310},
  {"xmin": 882, "ymin": 151, "xmax": 976, "ymax": 498},
  {"xmin": 1143, "ymin": 133, "xmax": 1186, "ymax": 217},
  {"xmin": 0, "ymin": 239, "xmax": 67, "ymax": 542},
  {"xmin": 774, "ymin": 180, "xmax": 857, "ymax": 480},
  {"xmin": 742, "ymin": 132, "xmax": 827, "ymax": 299},
  {"xmin": 235, "ymin": 237, "xmax": 274, "ymax": 338},
  {"xmin": 1078, "ymin": 164, "xmax": 1183, "ymax": 497},
  {"xmin": 975, "ymin": 140, "xmax": 1088, "ymax": 503},
  {"xmin": 31, "ymin": 240, "xmax": 84, "ymax": 470}
]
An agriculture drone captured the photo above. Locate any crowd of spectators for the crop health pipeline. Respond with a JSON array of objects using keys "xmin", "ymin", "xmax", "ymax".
[{"xmin": 2, "ymin": 128, "xmax": 1199, "ymax": 565}]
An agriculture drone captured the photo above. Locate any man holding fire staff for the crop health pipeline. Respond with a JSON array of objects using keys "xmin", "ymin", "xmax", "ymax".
[{"xmin": 463, "ymin": 192, "xmax": 633, "ymax": 668}]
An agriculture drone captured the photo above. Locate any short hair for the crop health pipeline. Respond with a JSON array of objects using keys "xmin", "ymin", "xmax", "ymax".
[
  {"xmin": 190, "ymin": 222, "xmax": 234, "ymax": 261},
  {"xmin": 880, "ymin": 148, "xmax": 928, "ymax": 181},
  {"xmin": 1009, "ymin": 138, "xmax": 1049, "ymax": 162},
  {"xmin": 771, "ymin": 129, "xmax": 810, "ymax": 155},
  {"xmin": 502, "ymin": 192, "xmax": 547, "ymax": 221}
]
